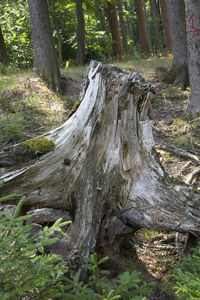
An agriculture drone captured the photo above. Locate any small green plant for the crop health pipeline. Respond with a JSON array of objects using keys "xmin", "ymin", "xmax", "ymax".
[
  {"xmin": 0, "ymin": 113, "xmax": 27, "ymax": 143},
  {"xmin": 151, "ymin": 95, "xmax": 163, "ymax": 106},
  {"xmin": 162, "ymin": 86, "xmax": 181, "ymax": 99},
  {"xmin": 0, "ymin": 194, "xmax": 69, "ymax": 300},
  {"xmin": 65, "ymin": 252, "xmax": 153, "ymax": 299},
  {"xmin": 173, "ymin": 242, "xmax": 200, "ymax": 299}
]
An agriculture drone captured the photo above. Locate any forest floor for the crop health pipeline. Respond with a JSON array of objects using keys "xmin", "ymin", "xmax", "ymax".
[{"xmin": 1, "ymin": 57, "xmax": 200, "ymax": 299}]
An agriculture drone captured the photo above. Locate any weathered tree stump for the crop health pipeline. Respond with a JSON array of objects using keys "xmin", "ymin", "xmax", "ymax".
[{"xmin": 0, "ymin": 61, "xmax": 200, "ymax": 274}]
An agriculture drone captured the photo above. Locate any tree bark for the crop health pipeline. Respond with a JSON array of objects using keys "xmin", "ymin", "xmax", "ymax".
[
  {"xmin": 0, "ymin": 61, "xmax": 200, "ymax": 275},
  {"xmin": 165, "ymin": 0, "xmax": 188, "ymax": 88},
  {"xmin": 124, "ymin": 1, "xmax": 132, "ymax": 38},
  {"xmin": 134, "ymin": 0, "xmax": 150, "ymax": 58},
  {"xmin": 185, "ymin": 0, "xmax": 200, "ymax": 116},
  {"xmin": 149, "ymin": 0, "xmax": 162, "ymax": 54},
  {"xmin": 159, "ymin": 0, "xmax": 172, "ymax": 55},
  {"xmin": 0, "ymin": 26, "xmax": 9, "ymax": 66},
  {"xmin": 28, "ymin": 0, "xmax": 61, "ymax": 92},
  {"xmin": 116, "ymin": 0, "xmax": 128, "ymax": 55},
  {"xmin": 50, "ymin": 0, "xmax": 63, "ymax": 65},
  {"xmin": 107, "ymin": 0, "xmax": 125, "ymax": 60},
  {"xmin": 75, "ymin": 0, "xmax": 85, "ymax": 65}
]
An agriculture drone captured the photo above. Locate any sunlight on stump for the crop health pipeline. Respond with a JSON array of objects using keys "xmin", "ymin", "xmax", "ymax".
[{"xmin": 0, "ymin": 61, "xmax": 200, "ymax": 275}]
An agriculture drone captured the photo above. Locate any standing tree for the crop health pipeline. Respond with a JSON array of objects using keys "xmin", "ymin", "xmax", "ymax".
[
  {"xmin": 165, "ymin": 0, "xmax": 188, "ymax": 88},
  {"xmin": 159, "ymin": 0, "xmax": 171, "ymax": 55},
  {"xmin": 116, "ymin": 0, "xmax": 128, "ymax": 55},
  {"xmin": 75, "ymin": 0, "xmax": 85, "ymax": 65},
  {"xmin": 0, "ymin": 26, "xmax": 9, "ymax": 66},
  {"xmin": 28, "ymin": 0, "xmax": 61, "ymax": 91},
  {"xmin": 149, "ymin": 0, "xmax": 162, "ymax": 54},
  {"xmin": 185, "ymin": 0, "xmax": 200, "ymax": 116},
  {"xmin": 107, "ymin": 0, "xmax": 125, "ymax": 60},
  {"xmin": 134, "ymin": 0, "xmax": 150, "ymax": 58},
  {"xmin": 1, "ymin": 61, "xmax": 200, "ymax": 276},
  {"xmin": 50, "ymin": 0, "xmax": 63, "ymax": 65}
]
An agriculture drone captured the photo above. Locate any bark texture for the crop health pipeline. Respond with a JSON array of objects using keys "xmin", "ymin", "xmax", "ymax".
[
  {"xmin": 134, "ymin": 0, "xmax": 150, "ymax": 57},
  {"xmin": 185, "ymin": 0, "xmax": 200, "ymax": 116},
  {"xmin": 159, "ymin": 0, "xmax": 172, "ymax": 55},
  {"xmin": 75, "ymin": 0, "xmax": 85, "ymax": 65},
  {"xmin": 165, "ymin": 0, "xmax": 188, "ymax": 87},
  {"xmin": 150, "ymin": 0, "xmax": 162, "ymax": 54},
  {"xmin": 107, "ymin": 1, "xmax": 125, "ymax": 60},
  {"xmin": 50, "ymin": 0, "xmax": 63, "ymax": 65},
  {"xmin": 0, "ymin": 61, "xmax": 200, "ymax": 274},
  {"xmin": 28, "ymin": 0, "xmax": 61, "ymax": 91},
  {"xmin": 0, "ymin": 26, "xmax": 9, "ymax": 65},
  {"xmin": 116, "ymin": 0, "xmax": 128, "ymax": 55}
]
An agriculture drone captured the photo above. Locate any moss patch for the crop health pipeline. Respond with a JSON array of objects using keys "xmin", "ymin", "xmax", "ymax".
[
  {"xmin": 69, "ymin": 99, "xmax": 80, "ymax": 117},
  {"xmin": 22, "ymin": 137, "xmax": 55, "ymax": 154}
]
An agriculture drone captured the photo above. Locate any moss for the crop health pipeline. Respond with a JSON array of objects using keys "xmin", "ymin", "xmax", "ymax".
[
  {"xmin": 22, "ymin": 137, "xmax": 55, "ymax": 154},
  {"xmin": 173, "ymin": 118, "xmax": 191, "ymax": 129},
  {"xmin": 69, "ymin": 99, "xmax": 80, "ymax": 117}
]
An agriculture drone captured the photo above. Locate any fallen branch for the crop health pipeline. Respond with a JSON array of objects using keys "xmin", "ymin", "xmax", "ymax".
[
  {"xmin": 156, "ymin": 142, "xmax": 200, "ymax": 164},
  {"xmin": 185, "ymin": 167, "xmax": 200, "ymax": 184}
]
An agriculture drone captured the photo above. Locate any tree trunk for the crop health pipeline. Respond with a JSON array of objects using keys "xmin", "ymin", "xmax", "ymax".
[
  {"xmin": 50, "ymin": 0, "xmax": 63, "ymax": 65},
  {"xmin": 143, "ymin": 0, "xmax": 152, "ymax": 51},
  {"xmin": 149, "ymin": 0, "xmax": 162, "ymax": 54},
  {"xmin": 124, "ymin": 1, "xmax": 132, "ymax": 38},
  {"xmin": 75, "ymin": 0, "xmax": 85, "ymax": 65},
  {"xmin": 159, "ymin": 0, "xmax": 172, "ymax": 55},
  {"xmin": 165, "ymin": 0, "xmax": 188, "ymax": 88},
  {"xmin": 134, "ymin": 0, "xmax": 150, "ymax": 58},
  {"xmin": 107, "ymin": 0, "xmax": 125, "ymax": 60},
  {"xmin": 116, "ymin": 0, "xmax": 128, "ymax": 55},
  {"xmin": 185, "ymin": 0, "xmax": 200, "ymax": 116},
  {"xmin": 1, "ymin": 61, "xmax": 200, "ymax": 275},
  {"xmin": 0, "ymin": 26, "xmax": 9, "ymax": 66},
  {"xmin": 28, "ymin": 0, "xmax": 61, "ymax": 92}
]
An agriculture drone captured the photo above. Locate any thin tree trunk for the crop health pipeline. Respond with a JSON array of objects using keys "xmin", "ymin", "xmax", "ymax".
[
  {"xmin": 134, "ymin": 0, "xmax": 150, "ymax": 58},
  {"xmin": 50, "ymin": 0, "xmax": 63, "ymax": 65},
  {"xmin": 149, "ymin": 0, "xmax": 160, "ymax": 54},
  {"xmin": 143, "ymin": 0, "xmax": 152, "ymax": 51},
  {"xmin": 185, "ymin": 0, "xmax": 200, "ymax": 116},
  {"xmin": 159, "ymin": 0, "xmax": 171, "ymax": 55},
  {"xmin": 124, "ymin": 1, "xmax": 132, "ymax": 38},
  {"xmin": 75, "ymin": 0, "xmax": 85, "ymax": 65},
  {"xmin": 1, "ymin": 61, "xmax": 200, "ymax": 275},
  {"xmin": 107, "ymin": 0, "xmax": 125, "ymax": 60},
  {"xmin": 28, "ymin": 0, "xmax": 61, "ymax": 92},
  {"xmin": 0, "ymin": 26, "xmax": 9, "ymax": 66},
  {"xmin": 116, "ymin": 0, "xmax": 128, "ymax": 55},
  {"xmin": 165, "ymin": 0, "xmax": 188, "ymax": 88}
]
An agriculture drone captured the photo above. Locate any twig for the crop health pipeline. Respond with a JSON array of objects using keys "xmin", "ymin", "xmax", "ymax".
[{"xmin": 185, "ymin": 167, "xmax": 200, "ymax": 184}]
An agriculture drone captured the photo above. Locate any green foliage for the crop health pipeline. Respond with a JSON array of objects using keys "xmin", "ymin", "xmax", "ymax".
[
  {"xmin": 0, "ymin": 195, "xmax": 70, "ymax": 300},
  {"xmin": 65, "ymin": 252, "xmax": 153, "ymax": 300},
  {"xmin": 22, "ymin": 137, "xmax": 55, "ymax": 154},
  {"xmin": 0, "ymin": 112, "xmax": 26, "ymax": 143},
  {"xmin": 162, "ymin": 87, "xmax": 181, "ymax": 99},
  {"xmin": 0, "ymin": 0, "xmax": 33, "ymax": 68},
  {"xmin": 173, "ymin": 242, "xmax": 200, "ymax": 299}
]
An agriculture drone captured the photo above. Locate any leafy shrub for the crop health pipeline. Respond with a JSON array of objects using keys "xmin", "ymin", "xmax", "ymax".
[
  {"xmin": 0, "ymin": 194, "xmax": 69, "ymax": 300},
  {"xmin": 0, "ymin": 193, "xmax": 153, "ymax": 299},
  {"xmin": 65, "ymin": 252, "xmax": 154, "ymax": 300},
  {"xmin": 173, "ymin": 242, "xmax": 200, "ymax": 299}
]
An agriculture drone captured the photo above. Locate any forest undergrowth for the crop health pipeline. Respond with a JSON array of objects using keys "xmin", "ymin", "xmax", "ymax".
[{"xmin": 1, "ymin": 57, "xmax": 200, "ymax": 299}]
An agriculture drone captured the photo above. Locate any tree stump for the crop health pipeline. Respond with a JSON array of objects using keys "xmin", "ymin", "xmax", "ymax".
[{"xmin": 0, "ymin": 61, "xmax": 200, "ymax": 274}]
